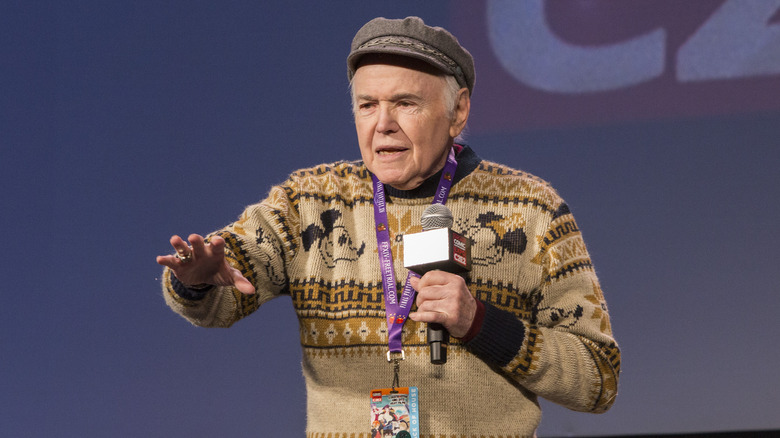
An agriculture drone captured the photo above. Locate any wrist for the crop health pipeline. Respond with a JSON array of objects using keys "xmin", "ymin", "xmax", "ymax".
[
  {"xmin": 169, "ymin": 271, "xmax": 213, "ymax": 300},
  {"xmin": 457, "ymin": 299, "xmax": 485, "ymax": 343},
  {"xmin": 184, "ymin": 282, "xmax": 212, "ymax": 290}
]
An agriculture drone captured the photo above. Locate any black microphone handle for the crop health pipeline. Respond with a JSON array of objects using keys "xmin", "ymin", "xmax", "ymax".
[{"xmin": 427, "ymin": 322, "xmax": 449, "ymax": 365}]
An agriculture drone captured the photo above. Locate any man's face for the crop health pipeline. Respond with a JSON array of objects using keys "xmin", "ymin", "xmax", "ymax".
[{"xmin": 352, "ymin": 59, "xmax": 466, "ymax": 190}]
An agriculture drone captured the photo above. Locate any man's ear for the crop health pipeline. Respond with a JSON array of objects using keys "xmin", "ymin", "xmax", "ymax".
[{"xmin": 449, "ymin": 88, "xmax": 470, "ymax": 139}]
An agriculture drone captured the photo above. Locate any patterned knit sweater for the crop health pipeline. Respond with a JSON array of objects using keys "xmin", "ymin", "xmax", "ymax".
[{"xmin": 162, "ymin": 146, "xmax": 620, "ymax": 437}]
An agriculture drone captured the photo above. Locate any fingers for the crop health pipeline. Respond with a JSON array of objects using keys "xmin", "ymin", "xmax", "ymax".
[
  {"xmin": 409, "ymin": 271, "xmax": 475, "ymax": 338},
  {"xmin": 158, "ymin": 233, "xmax": 255, "ymax": 295},
  {"xmin": 207, "ymin": 235, "xmax": 225, "ymax": 253},
  {"xmin": 170, "ymin": 235, "xmax": 191, "ymax": 258},
  {"xmin": 188, "ymin": 233, "xmax": 206, "ymax": 252},
  {"xmin": 165, "ymin": 234, "xmax": 214, "ymax": 263},
  {"xmin": 163, "ymin": 235, "xmax": 194, "ymax": 267},
  {"xmin": 156, "ymin": 254, "xmax": 179, "ymax": 269},
  {"xmin": 410, "ymin": 271, "xmax": 464, "ymax": 301}
]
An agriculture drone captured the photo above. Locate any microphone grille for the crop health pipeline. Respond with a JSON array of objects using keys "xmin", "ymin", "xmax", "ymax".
[{"xmin": 421, "ymin": 204, "xmax": 453, "ymax": 231}]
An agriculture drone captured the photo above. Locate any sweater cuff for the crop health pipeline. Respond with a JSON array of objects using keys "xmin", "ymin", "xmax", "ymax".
[
  {"xmin": 169, "ymin": 271, "xmax": 213, "ymax": 301},
  {"xmin": 464, "ymin": 302, "xmax": 526, "ymax": 367},
  {"xmin": 457, "ymin": 299, "xmax": 485, "ymax": 343}
]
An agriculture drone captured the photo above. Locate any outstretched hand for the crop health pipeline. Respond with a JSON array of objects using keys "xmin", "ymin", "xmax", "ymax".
[{"xmin": 156, "ymin": 234, "xmax": 255, "ymax": 295}]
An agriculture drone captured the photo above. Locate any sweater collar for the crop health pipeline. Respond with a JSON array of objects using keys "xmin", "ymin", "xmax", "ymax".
[{"xmin": 375, "ymin": 145, "xmax": 480, "ymax": 200}]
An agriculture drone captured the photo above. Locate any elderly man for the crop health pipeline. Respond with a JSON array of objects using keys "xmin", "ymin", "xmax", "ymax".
[{"xmin": 157, "ymin": 16, "xmax": 619, "ymax": 437}]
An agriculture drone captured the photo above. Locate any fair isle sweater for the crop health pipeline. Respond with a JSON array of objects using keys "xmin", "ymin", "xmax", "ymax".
[{"xmin": 163, "ymin": 146, "xmax": 620, "ymax": 438}]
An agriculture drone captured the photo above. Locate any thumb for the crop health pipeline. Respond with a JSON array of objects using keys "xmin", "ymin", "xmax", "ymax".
[{"xmin": 232, "ymin": 269, "xmax": 256, "ymax": 295}]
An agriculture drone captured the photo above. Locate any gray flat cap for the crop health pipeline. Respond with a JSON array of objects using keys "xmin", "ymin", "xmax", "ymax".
[{"xmin": 347, "ymin": 16, "xmax": 475, "ymax": 95}]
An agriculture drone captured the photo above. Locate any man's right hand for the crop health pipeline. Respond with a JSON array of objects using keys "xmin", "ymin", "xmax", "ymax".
[{"xmin": 156, "ymin": 234, "xmax": 256, "ymax": 295}]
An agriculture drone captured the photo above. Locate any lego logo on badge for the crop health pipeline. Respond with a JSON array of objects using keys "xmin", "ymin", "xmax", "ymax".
[{"xmin": 372, "ymin": 391, "xmax": 382, "ymax": 402}]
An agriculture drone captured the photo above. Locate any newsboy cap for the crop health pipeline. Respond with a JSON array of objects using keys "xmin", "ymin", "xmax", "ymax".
[{"xmin": 347, "ymin": 16, "xmax": 475, "ymax": 95}]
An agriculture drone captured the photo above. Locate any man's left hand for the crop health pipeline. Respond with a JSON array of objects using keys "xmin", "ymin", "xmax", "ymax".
[{"xmin": 409, "ymin": 271, "xmax": 476, "ymax": 338}]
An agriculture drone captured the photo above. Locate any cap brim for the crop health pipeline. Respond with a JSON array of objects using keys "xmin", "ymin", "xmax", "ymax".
[{"xmin": 347, "ymin": 45, "xmax": 454, "ymax": 80}]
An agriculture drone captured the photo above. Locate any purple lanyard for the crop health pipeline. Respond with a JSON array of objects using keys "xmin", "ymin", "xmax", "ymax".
[{"xmin": 371, "ymin": 147, "xmax": 458, "ymax": 355}]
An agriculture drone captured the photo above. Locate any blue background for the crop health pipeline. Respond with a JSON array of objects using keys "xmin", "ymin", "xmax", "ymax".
[{"xmin": 3, "ymin": 1, "xmax": 779, "ymax": 436}]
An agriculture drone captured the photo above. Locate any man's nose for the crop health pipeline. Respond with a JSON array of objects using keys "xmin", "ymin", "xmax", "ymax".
[{"xmin": 375, "ymin": 105, "xmax": 398, "ymax": 134}]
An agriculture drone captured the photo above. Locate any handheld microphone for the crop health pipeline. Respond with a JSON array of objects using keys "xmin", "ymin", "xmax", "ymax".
[{"xmin": 403, "ymin": 204, "xmax": 471, "ymax": 364}]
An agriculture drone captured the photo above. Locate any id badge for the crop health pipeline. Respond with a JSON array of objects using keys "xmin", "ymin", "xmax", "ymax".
[{"xmin": 369, "ymin": 387, "xmax": 419, "ymax": 438}]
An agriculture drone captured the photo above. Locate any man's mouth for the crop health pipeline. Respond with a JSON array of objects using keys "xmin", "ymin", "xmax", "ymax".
[{"xmin": 376, "ymin": 147, "xmax": 407, "ymax": 155}]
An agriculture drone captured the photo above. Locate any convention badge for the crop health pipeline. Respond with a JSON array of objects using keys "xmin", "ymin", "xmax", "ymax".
[{"xmin": 369, "ymin": 387, "xmax": 419, "ymax": 438}]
